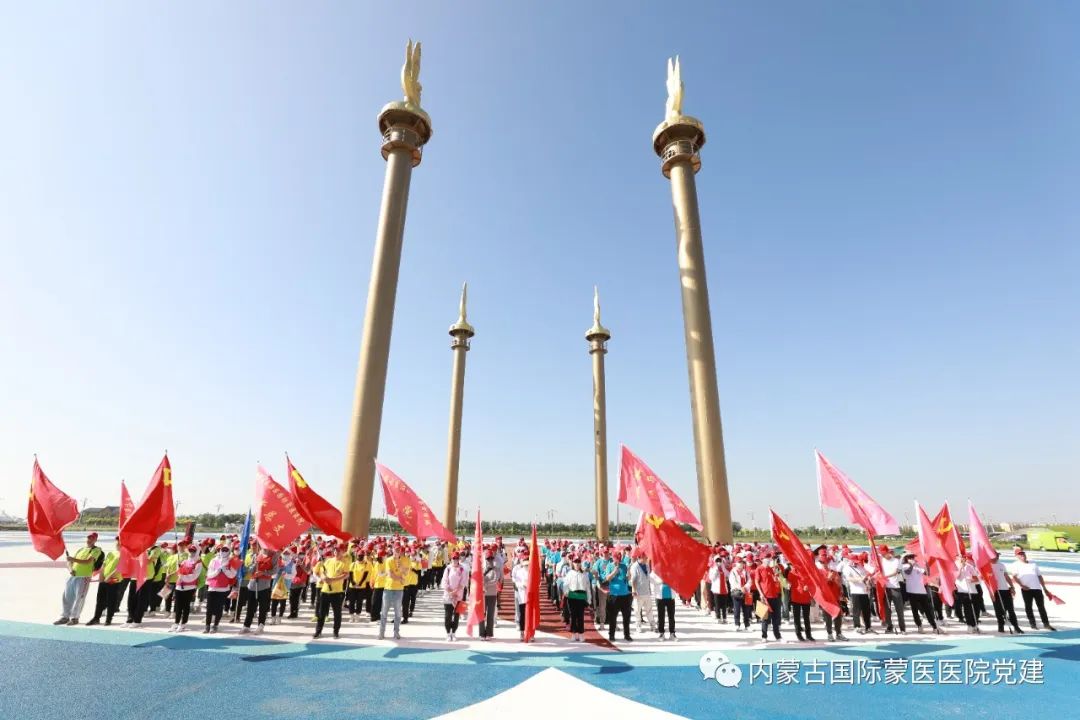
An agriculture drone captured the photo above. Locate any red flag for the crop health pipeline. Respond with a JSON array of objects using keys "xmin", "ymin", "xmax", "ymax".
[
  {"xmin": 815, "ymin": 450, "xmax": 899, "ymax": 536},
  {"xmin": 375, "ymin": 463, "xmax": 456, "ymax": 541},
  {"xmin": 637, "ymin": 514, "xmax": 711, "ymax": 598},
  {"xmin": 27, "ymin": 459, "xmax": 79, "ymax": 560},
  {"xmin": 770, "ymin": 510, "xmax": 841, "ymax": 618},
  {"xmin": 465, "ymin": 509, "xmax": 485, "ymax": 637},
  {"xmin": 931, "ymin": 503, "xmax": 965, "ymax": 559},
  {"xmin": 287, "ymin": 456, "xmax": 350, "ymax": 541},
  {"xmin": 618, "ymin": 446, "xmax": 702, "ymax": 530},
  {"xmin": 967, "ymin": 501, "xmax": 998, "ymax": 594},
  {"xmin": 116, "ymin": 481, "xmax": 139, "ymax": 578},
  {"xmin": 916, "ymin": 501, "xmax": 956, "ymax": 606},
  {"xmin": 120, "ymin": 455, "xmax": 174, "ymax": 555},
  {"xmin": 524, "ymin": 524, "xmax": 540, "ymax": 642},
  {"xmin": 254, "ymin": 466, "xmax": 308, "ymax": 552}
]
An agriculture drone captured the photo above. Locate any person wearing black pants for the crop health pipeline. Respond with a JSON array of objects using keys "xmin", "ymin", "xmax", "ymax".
[
  {"xmin": 1008, "ymin": 551, "xmax": 1057, "ymax": 631},
  {"xmin": 754, "ymin": 557, "xmax": 783, "ymax": 641},
  {"xmin": 954, "ymin": 557, "xmax": 981, "ymax": 632},
  {"xmin": 988, "ymin": 556, "xmax": 1023, "ymax": 633},
  {"xmin": 125, "ymin": 577, "xmax": 154, "ymax": 626},
  {"xmin": 204, "ymin": 589, "xmax": 228, "ymax": 632},
  {"xmin": 313, "ymin": 546, "xmax": 349, "ymax": 639},
  {"xmin": 173, "ymin": 588, "xmax": 196, "ymax": 628},
  {"xmin": 606, "ymin": 594, "xmax": 632, "ymax": 641},
  {"xmin": 243, "ymin": 588, "xmax": 271, "ymax": 631},
  {"xmin": 602, "ymin": 555, "xmax": 633, "ymax": 642},
  {"xmin": 785, "ymin": 567, "xmax": 813, "ymax": 641},
  {"xmin": 655, "ymin": 586, "xmax": 677, "ymax": 641},
  {"xmin": 843, "ymin": 557, "xmax": 874, "ymax": 633}
]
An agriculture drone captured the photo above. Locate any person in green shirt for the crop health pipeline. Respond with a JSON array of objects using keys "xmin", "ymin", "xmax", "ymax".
[
  {"xmin": 87, "ymin": 541, "xmax": 126, "ymax": 626},
  {"xmin": 55, "ymin": 533, "xmax": 105, "ymax": 626}
]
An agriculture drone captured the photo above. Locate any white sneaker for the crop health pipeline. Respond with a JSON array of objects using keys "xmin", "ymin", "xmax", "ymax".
[
  {"xmin": 670, "ymin": 634, "xmax": 678, "ymax": 642},
  {"xmin": 447, "ymin": 633, "xmax": 453, "ymax": 642},
  {"xmin": 239, "ymin": 626, "xmax": 251, "ymax": 634},
  {"xmin": 658, "ymin": 633, "xmax": 666, "ymax": 641},
  {"xmin": 450, "ymin": 633, "xmax": 456, "ymax": 641},
  {"xmin": 256, "ymin": 624, "xmax": 265, "ymax": 634},
  {"xmin": 168, "ymin": 624, "xmax": 179, "ymax": 633},
  {"xmin": 179, "ymin": 624, "xmax": 188, "ymax": 633}
]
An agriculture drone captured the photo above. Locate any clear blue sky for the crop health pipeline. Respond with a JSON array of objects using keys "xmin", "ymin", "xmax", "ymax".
[{"xmin": 2, "ymin": 3, "xmax": 1077, "ymax": 528}]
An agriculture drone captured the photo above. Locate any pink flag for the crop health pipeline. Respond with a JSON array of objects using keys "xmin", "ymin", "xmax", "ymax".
[
  {"xmin": 916, "ymin": 501, "xmax": 956, "ymax": 606},
  {"xmin": 618, "ymin": 446, "xmax": 702, "ymax": 531},
  {"xmin": 816, "ymin": 450, "xmax": 899, "ymax": 536},
  {"xmin": 375, "ymin": 463, "xmax": 456, "ymax": 541},
  {"xmin": 465, "ymin": 509, "xmax": 485, "ymax": 637},
  {"xmin": 967, "ymin": 501, "xmax": 998, "ymax": 594}
]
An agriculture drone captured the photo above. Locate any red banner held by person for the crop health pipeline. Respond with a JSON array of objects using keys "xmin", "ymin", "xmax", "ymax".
[
  {"xmin": 637, "ymin": 514, "xmax": 712, "ymax": 599},
  {"xmin": 27, "ymin": 459, "xmax": 80, "ymax": 560},
  {"xmin": 465, "ymin": 509, "xmax": 485, "ymax": 638},
  {"xmin": 618, "ymin": 445, "xmax": 703, "ymax": 531},
  {"xmin": 119, "ymin": 454, "xmax": 175, "ymax": 587},
  {"xmin": 815, "ymin": 450, "xmax": 899, "ymax": 536},
  {"xmin": 524, "ymin": 524, "xmax": 540, "ymax": 642},
  {"xmin": 287, "ymin": 455, "xmax": 351, "ymax": 541},
  {"xmin": 967, "ymin": 500, "xmax": 998, "ymax": 594},
  {"xmin": 916, "ymin": 500, "xmax": 957, "ymax": 607},
  {"xmin": 375, "ymin": 463, "xmax": 456, "ymax": 541},
  {"xmin": 770, "ymin": 510, "xmax": 841, "ymax": 618},
  {"xmin": 254, "ymin": 465, "xmax": 309, "ymax": 552}
]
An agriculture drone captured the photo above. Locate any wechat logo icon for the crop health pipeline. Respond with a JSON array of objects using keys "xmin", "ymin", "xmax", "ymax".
[{"xmin": 699, "ymin": 651, "xmax": 742, "ymax": 688}]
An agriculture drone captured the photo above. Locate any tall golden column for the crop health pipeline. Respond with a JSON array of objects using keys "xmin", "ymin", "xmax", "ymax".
[
  {"xmin": 442, "ymin": 283, "xmax": 475, "ymax": 536},
  {"xmin": 651, "ymin": 56, "xmax": 733, "ymax": 543},
  {"xmin": 340, "ymin": 40, "xmax": 433, "ymax": 538},
  {"xmin": 586, "ymin": 287, "xmax": 611, "ymax": 542}
]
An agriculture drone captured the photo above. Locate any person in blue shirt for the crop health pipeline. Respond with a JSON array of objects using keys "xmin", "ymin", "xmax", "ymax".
[{"xmin": 601, "ymin": 549, "xmax": 633, "ymax": 642}]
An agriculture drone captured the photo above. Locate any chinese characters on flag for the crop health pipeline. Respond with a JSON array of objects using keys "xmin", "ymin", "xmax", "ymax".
[
  {"xmin": 618, "ymin": 445, "xmax": 703, "ymax": 531},
  {"xmin": 254, "ymin": 465, "xmax": 308, "ymax": 552},
  {"xmin": 375, "ymin": 463, "xmax": 456, "ymax": 541}
]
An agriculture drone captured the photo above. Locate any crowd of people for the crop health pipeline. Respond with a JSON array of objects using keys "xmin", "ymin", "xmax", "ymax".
[{"xmin": 52, "ymin": 531, "xmax": 1060, "ymax": 645}]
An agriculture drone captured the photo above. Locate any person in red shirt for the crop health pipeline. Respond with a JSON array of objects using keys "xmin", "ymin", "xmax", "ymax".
[
  {"xmin": 784, "ymin": 564, "xmax": 815, "ymax": 642},
  {"xmin": 754, "ymin": 552, "xmax": 783, "ymax": 642}
]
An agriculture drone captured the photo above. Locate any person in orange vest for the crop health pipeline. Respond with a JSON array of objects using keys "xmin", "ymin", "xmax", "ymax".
[{"xmin": 170, "ymin": 545, "xmax": 202, "ymax": 632}]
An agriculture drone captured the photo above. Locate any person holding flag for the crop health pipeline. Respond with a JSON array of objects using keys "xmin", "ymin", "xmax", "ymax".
[
  {"xmin": 440, "ymin": 552, "xmax": 468, "ymax": 641},
  {"xmin": 55, "ymin": 533, "xmax": 105, "ymax": 626},
  {"xmin": 1008, "ymin": 549, "xmax": 1058, "ymax": 631},
  {"xmin": 988, "ymin": 551, "xmax": 1024, "ymax": 634},
  {"xmin": 203, "ymin": 542, "xmax": 238, "ymax": 633},
  {"xmin": 86, "ymin": 539, "xmax": 126, "ymax": 626},
  {"xmin": 900, "ymin": 553, "xmax": 943, "ymax": 634}
]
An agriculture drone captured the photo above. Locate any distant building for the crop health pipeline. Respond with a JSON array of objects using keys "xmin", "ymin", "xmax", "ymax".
[{"xmin": 82, "ymin": 506, "xmax": 120, "ymax": 516}]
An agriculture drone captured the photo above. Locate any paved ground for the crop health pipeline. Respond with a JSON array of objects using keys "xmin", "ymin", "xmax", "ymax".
[{"xmin": 2, "ymin": 532, "xmax": 1078, "ymax": 719}]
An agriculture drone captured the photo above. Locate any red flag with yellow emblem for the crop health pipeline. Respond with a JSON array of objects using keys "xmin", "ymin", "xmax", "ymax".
[
  {"xmin": 287, "ymin": 455, "xmax": 350, "ymax": 540},
  {"xmin": 254, "ymin": 465, "xmax": 309, "ymax": 552},
  {"xmin": 375, "ymin": 462, "xmax": 455, "ymax": 541},
  {"xmin": 771, "ymin": 510, "xmax": 841, "ymax": 617},
  {"xmin": 637, "ymin": 513, "xmax": 711, "ymax": 598},
  {"xmin": 119, "ymin": 454, "xmax": 174, "ymax": 588},
  {"xmin": 617, "ymin": 446, "xmax": 702, "ymax": 531}
]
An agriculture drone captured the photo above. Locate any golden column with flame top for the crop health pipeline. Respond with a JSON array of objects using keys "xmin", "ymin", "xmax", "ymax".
[
  {"xmin": 442, "ymin": 283, "xmax": 475, "ymax": 536},
  {"xmin": 652, "ymin": 57, "xmax": 733, "ymax": 543},
  {"xmin": 341, "ymin": 41, "xmax": 433, "ymax": 538},
  {"xmin": 586, "ymin": 288, "xmax": 612, "ymax": 542}
]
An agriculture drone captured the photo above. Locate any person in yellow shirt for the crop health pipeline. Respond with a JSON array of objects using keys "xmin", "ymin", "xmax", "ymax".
[
  {"xmin": 403, "ymin": 553, "xmax": 420, "ymax": 623},
  {"xmin": 379, "ymin": 545, "xmax": 410, "ymax": 641},
  {"xmin": 314, "ymin": 544, "xmax": 349, "ymax": 639},
  {"xmin": 348, "ymin": 551, "xmax": 372, "ymax": 623},
  {"xmin": 371, "ymin": 550, "xmax": 387, "ymax": 623}
]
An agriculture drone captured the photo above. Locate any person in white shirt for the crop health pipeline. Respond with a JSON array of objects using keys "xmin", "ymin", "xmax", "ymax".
[
  {"xmin": 628, "ymin": 555, "xmax": 655, "ymax": 635},
  {"xmin": 989, "ymin": 552, "xmax": 1023, "ymax": 634},
  {"xmin": 440, "ymin": 552, "xmax": 468, "ymax": 641},
  {"xmin": 842, "ymin": 553, "xmax": 874, "ymax": 634},
  {"xmin": 727, "ymin": 559, "xmax": 752, "ymax": 631},
  {"xmin": 708, "ymin": 555, "xmax": 729, "ymax": 624},
  {"xmin": 814, "ymin": 545, "xmax": 847, "ymax": 641},
  {"xmin": 954, "ymin": 555, "xmax": 981, "ymax": 633},
  {"xmin": 869, "ymin": 545, "xmax": 907, "ymax": 634},
  {"xmin": 899, "ymin": 553, "xmax": 943, "ymax": 634},
  {"xmin": 562, "ymin": 555, "xmax": 593, "ymax": 642},
  {"xmin": 1008, "ymin": 550, "xmax": 1057, "ymax": 631},
  {"xmin": 511, "ymin": 553, "xmax": 531, "ymax": 641}
]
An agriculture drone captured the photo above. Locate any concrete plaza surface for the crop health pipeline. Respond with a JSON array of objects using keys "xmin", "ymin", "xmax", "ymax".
[{"xmin": 2, "ymin": 532, "xmax": 1079, "ymax": 719}]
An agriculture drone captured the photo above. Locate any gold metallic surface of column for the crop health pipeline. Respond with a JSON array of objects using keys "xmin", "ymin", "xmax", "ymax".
[
  {"xmin": 586, "ymin": 287, "xmax": 611, "ymax": 542},
  {"xmin": 652, "ymin": 60, "xmax": 733, "ymax": 544},
  {"xmin": 442, "ymin": 283, "xmax": 475, "ymax": 536},
  {"xmin": 340, "ymin": 90, "xmax": 433, "ymax": 539}
]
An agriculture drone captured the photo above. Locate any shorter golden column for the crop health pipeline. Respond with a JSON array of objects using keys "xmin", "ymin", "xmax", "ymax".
[
  {"xmin": 442, "ymin": 283, "xmax": 475, "ymax": 536},
  {"xmin": 586, "ymin": 287, "xmax": 611, "ymax": 542}
]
